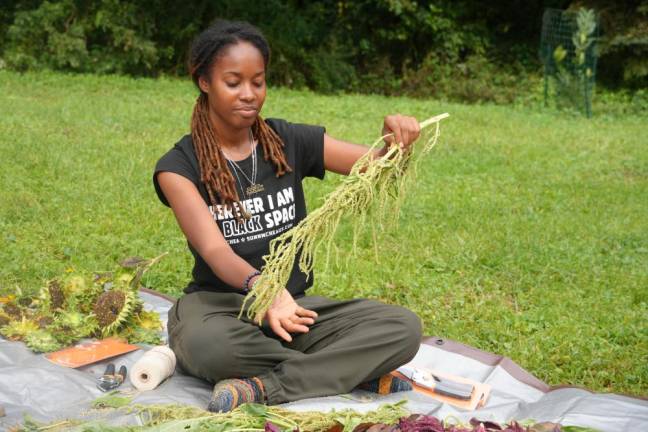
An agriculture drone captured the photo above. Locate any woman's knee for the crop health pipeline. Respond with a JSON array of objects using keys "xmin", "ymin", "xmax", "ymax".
[
  {"xmin": 170, "ymin": 321, "xmax": 239, "ymax": 383},
  {"xmin": 399, "ymin": 307, "xmax": 423, "ymax": 359},
  {"xmin": 384, "ymin": 305, "xmax": 422, "ymax": 361}
]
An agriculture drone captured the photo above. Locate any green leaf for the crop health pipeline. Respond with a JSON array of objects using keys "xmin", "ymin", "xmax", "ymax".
[
  {"xmin": 139, "ymin": 417, "xmax": 209, "ymax": 431},
  {"xmin": 239, "ymin": 402, "xmax": 268, "ymax": 417},
  {"xmin": 91, "ymin": 390, "xmax": 132, "ymax": 409},
  {"xmin": 561, "ymin": 427, "xmax": 602, "ymax": 432}
]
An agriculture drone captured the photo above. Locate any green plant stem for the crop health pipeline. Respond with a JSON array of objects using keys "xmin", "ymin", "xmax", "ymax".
[{"xmin": 240, "ymin": 113, "xmax": 449, "ymax": 323}]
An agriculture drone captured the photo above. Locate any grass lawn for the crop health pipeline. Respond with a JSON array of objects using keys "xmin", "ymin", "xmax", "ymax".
[{"xmin": 1, "ymin": 70, "xmax": 646, "ymax": 396}]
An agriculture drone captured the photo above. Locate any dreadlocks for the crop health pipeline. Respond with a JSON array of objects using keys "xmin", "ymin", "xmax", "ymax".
[{"xmin": 189, "ymin": 20, "xmax": 291, "ymax": 217}]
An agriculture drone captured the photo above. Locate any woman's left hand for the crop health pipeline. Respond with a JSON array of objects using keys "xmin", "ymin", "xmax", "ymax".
[
  {"xmin": 382, "ymin": 114, "xmax": 421, "ymax": 151},
  {"xmin": 264, "ymin": 289, "xmax": 317, "ymax": 343}
]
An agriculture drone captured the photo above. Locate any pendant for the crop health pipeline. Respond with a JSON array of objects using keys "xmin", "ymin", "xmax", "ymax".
[{"xmin": 246, "ymin": 183, "xmax": 264, "ymax": 195}]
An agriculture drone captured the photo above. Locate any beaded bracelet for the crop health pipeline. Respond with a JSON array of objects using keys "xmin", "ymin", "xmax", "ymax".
[{"xmin": 242, "ymin": 270, "xmax": 261, "ymax": 294}]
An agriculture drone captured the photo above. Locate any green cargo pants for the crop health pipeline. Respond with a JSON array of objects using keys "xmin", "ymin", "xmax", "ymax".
[{"xmin": 167, "ymin": 291, "xmax": 422, "ymax": 405}]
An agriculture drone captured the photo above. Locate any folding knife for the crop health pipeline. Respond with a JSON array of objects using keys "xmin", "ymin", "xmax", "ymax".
[{"xmin": 396, "ymin": 365, "xmax": 474, "ymax": 400}]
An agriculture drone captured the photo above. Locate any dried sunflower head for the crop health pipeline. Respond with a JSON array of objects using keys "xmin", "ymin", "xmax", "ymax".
[
  {"xmin": 94, "ymin": 290, "xmax": 136, "ymax": 336},
  {"xmin": 0, "ymin": 316, "xmax": 39, "ymax": 341},
  {"xmin": 2, "ymin": 302, "xmax": 22, "ymax": 319},
  {"xmin": 25, "ymin": 329, "xmax": 63, "ymax": 353},
  {"xmin": 48, "ymin": 280, "xmax": 66, "ymax": 311},
  {"xmin": 18, "ymin": 295, "xmax": 34, "ymax": 307},
  {"xmin": 0, "ymin": 312, "xmax": 10, "ymax": 328},
  {"xmin": 94, "ymin": 290, "xmax": 125, "ymax": 327}
]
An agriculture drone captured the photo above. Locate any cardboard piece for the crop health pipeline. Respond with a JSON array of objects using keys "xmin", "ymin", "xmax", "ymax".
[{"xmin": 45, "ymin": 338, "xmax": 139, "ymax": 368}]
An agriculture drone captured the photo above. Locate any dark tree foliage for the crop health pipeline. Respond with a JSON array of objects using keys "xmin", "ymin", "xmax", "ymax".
[
  {"xmin": 575, "ymin": 0, "xmax": 648, "ymax": 88},
  {"xmin": 0, "ymin": 0, "xmax": 643, "ymax": 100}
]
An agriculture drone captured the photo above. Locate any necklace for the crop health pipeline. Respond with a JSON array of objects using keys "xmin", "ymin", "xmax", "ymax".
[
  {"xmin": 224, "ymin": 129, "xmax": 265, "ymax": 197},
  {"xmin": 229, "ymin": 160, "xmax": 249, "ymax": 200}
]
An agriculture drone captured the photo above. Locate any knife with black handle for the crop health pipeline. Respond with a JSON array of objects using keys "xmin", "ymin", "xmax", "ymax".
[{"xmin": 396, "ymin": 365, "xmax": 474, "ymax": 400}]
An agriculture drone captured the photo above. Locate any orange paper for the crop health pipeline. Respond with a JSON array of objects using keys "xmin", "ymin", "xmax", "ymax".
[
  {"xmin": 392, "ymin": 369, "xmax": 491, "ymax": 410},
  {"xmin": 45, "ymin": 338, "xmax": 139, "ymax": 368}
]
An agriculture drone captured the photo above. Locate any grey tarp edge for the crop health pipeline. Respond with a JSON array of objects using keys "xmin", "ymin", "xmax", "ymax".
[{"xmin": 1, "ymin": 290, "xmax": 646, "ymax": 431}]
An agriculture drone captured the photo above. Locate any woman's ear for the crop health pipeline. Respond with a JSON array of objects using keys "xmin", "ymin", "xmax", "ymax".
[{"xmin": 198, "ymin": 76, "xmax": 210, "ymax": 94}]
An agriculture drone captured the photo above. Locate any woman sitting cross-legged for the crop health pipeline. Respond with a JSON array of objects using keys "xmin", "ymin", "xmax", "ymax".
[{"xmin": 153, "ymin": 19, "xmax": 423, "ymax": 413}]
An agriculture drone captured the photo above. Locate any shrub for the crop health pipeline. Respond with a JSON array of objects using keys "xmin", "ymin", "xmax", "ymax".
[
  {"xmin": 1, "ymin": 0, "xmax": 641, "ymax": 102},
  {"xmin": 4, "ymin": 0, "xmax": 161, "ymax": 75},
  {"xmin": 583, "ymin": 0, "xmax": 648, "ymax": 89}
]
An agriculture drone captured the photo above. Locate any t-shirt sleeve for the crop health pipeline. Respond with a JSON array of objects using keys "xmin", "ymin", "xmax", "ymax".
[
  {"xmin": 267, "ymin": 118, "xmax": 326, "ymax": 180},
  {"xmin": 153, "ymin": 144, "xmax": 200, "ymax": 207}
]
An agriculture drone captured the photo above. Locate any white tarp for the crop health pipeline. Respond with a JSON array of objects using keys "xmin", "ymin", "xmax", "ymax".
[{"xmin": 1, "ymin": 290, "xmax": 646, "ymax": 430}]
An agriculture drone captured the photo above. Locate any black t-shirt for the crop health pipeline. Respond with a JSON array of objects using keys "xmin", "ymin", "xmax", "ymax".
[{"xmin": 153, "ymin": 118, "xmax": 325, "ymax": 297}]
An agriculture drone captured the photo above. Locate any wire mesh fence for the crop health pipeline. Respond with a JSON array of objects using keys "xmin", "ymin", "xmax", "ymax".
[{"xmin": 540, "ymin": 8, "xmax": 599, "ymax": 117}]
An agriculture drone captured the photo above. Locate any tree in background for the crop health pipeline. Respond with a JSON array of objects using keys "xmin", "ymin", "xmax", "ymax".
[
  {"xmin": 0, "ymin": 0, "xmax": 644, "ymax": 101},
  {"xmin": 575, "ymin": 0, "xmax": 648, "ymax": 89},
  {"xmin": 2, "ymin": 0, "xmax": 160, "ymax": 74}
]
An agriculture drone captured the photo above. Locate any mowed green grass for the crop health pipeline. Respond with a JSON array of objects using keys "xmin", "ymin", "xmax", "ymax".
[{"xmin": 1, "ymin": 71, "xmax": 646, "ymax": 396}]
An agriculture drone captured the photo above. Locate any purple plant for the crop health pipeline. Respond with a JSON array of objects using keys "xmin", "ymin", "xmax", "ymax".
[
  {"xmin": 398, "ymin": 414, "xmax": 448, "ymax": 432},
  {"xmin": 265, "ymin": 421, "xmax": 282, "ymax": 432},
  {"xmin": 355, "ymin": 415, "xmax": 567, "ymax": 432}
]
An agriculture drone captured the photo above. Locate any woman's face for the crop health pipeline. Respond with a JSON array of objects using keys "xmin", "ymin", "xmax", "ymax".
[{"xmin": 199, "ymin": 41, "xmax": 266, "ymax": 131}]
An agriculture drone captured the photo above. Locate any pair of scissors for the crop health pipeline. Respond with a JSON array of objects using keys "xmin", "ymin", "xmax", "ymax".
[{"xmin": 96, "ymin": 363, "xmax": 127, "ymax": 392}]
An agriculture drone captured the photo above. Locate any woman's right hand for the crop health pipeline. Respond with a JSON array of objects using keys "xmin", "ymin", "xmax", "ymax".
[{"xmin": 265, "ymin": 289, "xmax": 317, "ymax": 342}]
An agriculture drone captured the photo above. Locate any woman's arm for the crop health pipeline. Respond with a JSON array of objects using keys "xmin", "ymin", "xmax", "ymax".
[
  {"xmin": 323, "ymin": 114, "xmax": 421, "ymax": 175},
  {"xmin": 157, "ymin": 171, "xmax": 317, "ymax": 341},
  {"xmin": 157, "ymin": 171, "xmax": 258, "ymax": 290}
]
